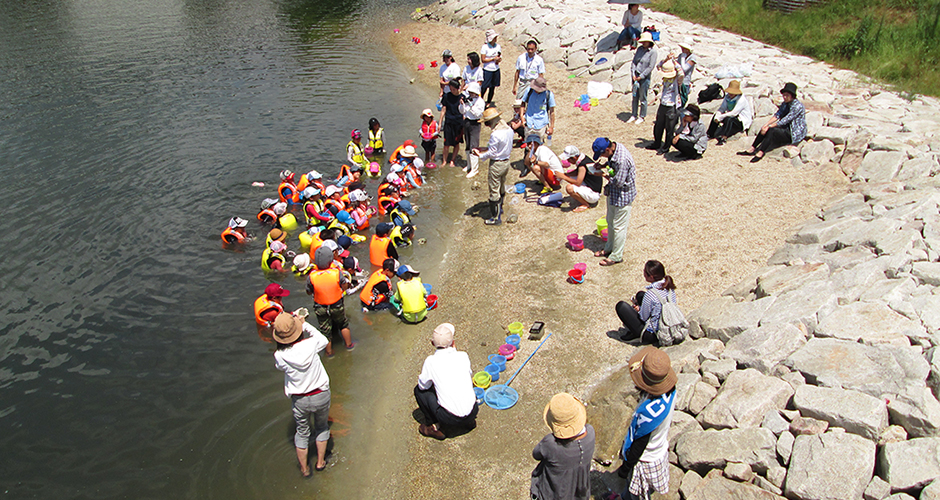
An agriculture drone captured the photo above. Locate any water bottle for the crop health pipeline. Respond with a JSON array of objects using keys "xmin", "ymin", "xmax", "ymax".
[{"xmin": 546, "ymin": 133, "xmax": 552, "ymax": 146}]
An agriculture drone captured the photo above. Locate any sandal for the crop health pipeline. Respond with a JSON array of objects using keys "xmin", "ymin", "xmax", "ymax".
[
  {"xmin": 736, "ymin": 150, "xmax": 755, "ymax": 156},
  {"xmin": 572, "ymin": 205, "xmax": 589, "ymax": 213},
  {"xmin": 594, "ymin": 250, "xmax": 609, "ymax": 258},
  {"xmin": 315, "ymin": 462, "xmax": 327, "ymax": 472},
  {"xmin": 599, "ymin": 258, "xmax": 621, "ymax": 266}
]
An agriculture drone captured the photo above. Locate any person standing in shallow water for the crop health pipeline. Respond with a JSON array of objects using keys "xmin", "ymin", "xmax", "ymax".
[{"xmin": 530, "ymin": 393, "xmax": 595, "ymax": 500}]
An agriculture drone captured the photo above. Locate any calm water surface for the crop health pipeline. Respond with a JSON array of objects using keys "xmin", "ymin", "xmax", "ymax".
[{"xmin": 0, "ymin": 0, "xmax": 457, "ymax": 497}]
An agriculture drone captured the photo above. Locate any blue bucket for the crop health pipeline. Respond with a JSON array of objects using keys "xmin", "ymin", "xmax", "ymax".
[
  {"xmin": 488, "ymin": 354, "xmax": 507, "ymax": 371},
  {"xmin": 515, "ymin": 182, "xmax": 526, "ymax": 194},
  {"xmin": 484, "ymin": 364, "xmax": 500, "ymax": 382},
  {"xmin": 423, "ymin": 283, "xmax": 432, "ymax": 294},
  {"xmin": 505, "ymin": 334, "xmax": 521, "ymax": 348},
  {"xmin": 474, "ymin": 387, "xmax": 485, "ymax": 404}
]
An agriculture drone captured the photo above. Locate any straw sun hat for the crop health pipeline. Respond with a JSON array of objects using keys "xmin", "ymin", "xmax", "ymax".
[
  {"xmin": 543, "ymin": 393, "xmax": 587, "ymax": 439},
  {"xmin": 629, "ymin": 346, "xmax": 678, "ymax": 396},
  {"xmin": 273, "ymin": 312, "xmax": 303, "ymax": 344},
  {"xmin": 637, "ymin": 31, "xmax": 655, "ymax": 45}
]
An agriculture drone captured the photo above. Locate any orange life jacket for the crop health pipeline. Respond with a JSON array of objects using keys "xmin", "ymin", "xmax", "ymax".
[
  {"xmin": 369, "ymin": 234, "xmax": 392, "ymax": 267},
  {"xmin": 221, "ymin": 227, "xmax": 246, "ymax": 244},
  {"xmin": 308, "ymin": 268, "xmax": 344, "ymax": 305},
  {"xmin": 278, "ymin": 181, "xmax": 300, "ymax": 204},
  {"xmin": 307, "ymin": 233, "xmax": 325, "ymax": 257},
  {"xmin": 253, "ymin": 294, "xmax": 284, "ymax": 327},
  {"xmin": 377, "ymin": 195, "xmax": 398, "ymax": 216},
  {"xmin": 257, "ymin": 208, "xmax": 277, "ymax": 224},
  {"xmin": 325, "ymin": 198, "xmax": 346, "ymax": 214},
  {"xmin": 388, "ymin": 145, "xmax": 405, "ymax": 164},
  {"xmin": 337, "ymin": 164, "xmax": 353, "ymax": 184},
  {"xmin": 405, "ymin": 164, "xmax": 423, "ymax": 187},
  {"xmin": 352, "ymin": 205, "xmax": 371, "ymax": 230},
  {"xmin": 360, "ymin": 270, "xmax": 391, "ymax": 305}
]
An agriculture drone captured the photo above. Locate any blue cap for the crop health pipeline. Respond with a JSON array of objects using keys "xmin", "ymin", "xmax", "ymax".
[
  {"xmin": 397, "ymin": 264, "xmax": 419, "ymax": 277},
  {"xmin": 592, "ymin": 137, "xmax": 611, "ymax": 161},
  {"xmin": 376, "ymin": 222, "xmax": 394, "ymax": 236},
  {"xmin": 398, "ymin": 200, "xmax": 416, "ymax": 215},
  {"xmin": 337, "ymin": 235, "xmax": 353, "ymax": 249},
  {"xmin": 337, "ymin": 210, "xmax": 354, "ymax": 224}
]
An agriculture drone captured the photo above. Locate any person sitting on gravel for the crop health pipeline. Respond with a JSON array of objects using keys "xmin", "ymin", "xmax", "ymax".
[
  {"xmin": 531, "ymin": 393, "xmax": 595, "ymax": 500},
  {"xmin": 706, "ymin": 80, "xmax": 752, "ymax": 146},
  {"xmin": 616, "ymin": 3, "xmax": 643, "ymax": 52},
  {"xmin": 524, "ymin": 136, "xmax": 563, "ymax": 194},
  {"xmin": 615, "ymin": 260, "xmax": 678, "ymax": 344},
  {"xmin": 671, "ymin": 104, "xmax": 707, "ymax": 160},
  {"xmin": 628, "ymin": 32, "xmax": 658, "ymax": 124},
  {"xmin": 737, "ymin": 82, "xmax": 806, "ymax": 163},
  {"xmin": 557, "ymin": 146, "xmax": 603, "ymax": 212},
  {"xmin": 414, "ymin": 323, "xmax": 478, "ymax": 440},
  {"xmin": 509, "ymin": 99, "xmax": 527, "ymax": 145}
]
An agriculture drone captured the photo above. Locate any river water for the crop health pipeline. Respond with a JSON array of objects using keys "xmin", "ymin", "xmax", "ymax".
[{"xmin": 0, "ymin": 0, "xmax": 458, "ymax": 497}]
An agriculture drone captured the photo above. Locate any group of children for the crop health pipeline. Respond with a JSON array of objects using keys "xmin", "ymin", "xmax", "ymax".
[{"xmin": 221, "ymin": 123, "xmax": 441, "ymax": 350}]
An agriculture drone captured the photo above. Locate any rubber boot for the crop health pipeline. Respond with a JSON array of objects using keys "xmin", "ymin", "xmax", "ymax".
[
  {"xmin": 466, "ymin": 155, "xmax": 479, "ymax": 178},
  {"xmin": 484, "ymin": 200, "xmax": 501, "ymax": 225}
]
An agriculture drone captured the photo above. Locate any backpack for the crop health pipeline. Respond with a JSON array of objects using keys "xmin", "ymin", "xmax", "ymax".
[
  {"xmin": 644, "ymin": 288, "xmax": 688, "ymax": 346},
  {"xmin": 697, "ymin": 83, "xmax": 723, "ymax": 104}
]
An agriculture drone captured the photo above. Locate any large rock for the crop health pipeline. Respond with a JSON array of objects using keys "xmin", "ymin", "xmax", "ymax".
[
  {"xmin": 697, "ymin": 369, "xmax": 794, "ymax": 429},
  {"xmin": 896, "ymin": 156, "xmax": 939, "ymax": 181},
  {"xmin": 814, "ymin": 301, "xmax": 920, "ymax": 347},
  {"xmin": 669, "ymin": 410, "xmax": 703, "ymax": 451},
  {"xmin": 879, "ymin": 437, "xmax": 940, "ymax": 491},
  {"xmin": 814, "ymin": 126, "xmax": 854, "ymax": 145},
  {"xmin": 785, "ymin": 431, "xmax": 875, "ymax": 500},
  {"xmin": 662, "ymin": 337, "xmax": 725, "ymax": 373},
  {"xmin": 675, "ymin": 373, "xmax": 702, "ymax": 413},
  {"xmin": 754, "ymin": 262, "xmax": 830, "ymax": 298},
  {"xmin": 724, "ymin": 323, "xmax": 807, "ymax": 374},
  {"xmin": 887, "ymin": 387, "xmax": 940, "ymax": 438},
  {"xmin": 686, "ymin": 473, "xmax": 786, "ymax": 500},
  {"xmin": 913, "ymin": 262, "xmax": 940, "ymax": 286},
  {"xmin": 784, "ymin": 338, "xmax": 930, "ymax": 399},
  {"xmin": 792, "ymin": 384, "xmax": 888, "ymax": 439},
  {"xmin": 676, "ymin": 427, "xmax": 778, "ymax": 474},
  {"xmin": 699, "ymin": 296, "xmax": 777, "ymax": 342},
  {"xmin": 758, "ymin": 281, "xmax": 838, "ymax": 335},
  {"xmin": 801, "ymin": 139, "xmax": 836, "ymax": 164},
  {"xmin": 922, "ymin": 479, "xmax": 940, "ymax": 500},
  {"xmin": 854, "ymin": 151, "xmax": 907, "ymax": 183}
]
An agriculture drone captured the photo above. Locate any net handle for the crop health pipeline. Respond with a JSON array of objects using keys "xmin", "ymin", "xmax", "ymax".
[{"xmin": 505, "ymin": 333, "xmax": 552, "ymax": 387}]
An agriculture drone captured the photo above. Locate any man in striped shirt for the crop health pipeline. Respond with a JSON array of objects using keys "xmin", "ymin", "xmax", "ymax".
[{"xmin": 592, "ymin": 137, "xmax": 637, "ymax": 266}]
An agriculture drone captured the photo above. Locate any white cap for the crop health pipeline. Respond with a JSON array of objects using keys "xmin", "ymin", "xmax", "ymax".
[
  {"xmin": 466, "ymin": 82, "xmax": 481, "ymax": 95},
  {"xmin": 559, "ymin": 145, "xmax": 581, "ymax": 161},
  {"xmin": 229, "ymin": 217, "xmax": 248, "ymax": 228},
  {"xmin": 324, "ymin": 185, "xmax": 341, "ymax": 196},
  {"xmin": 307, "ymin": 170, "xmax": 322, "ymax": 180},
  {"xmin": 272, "ymin": 202, "xmax": 287, "ymax": 215}
]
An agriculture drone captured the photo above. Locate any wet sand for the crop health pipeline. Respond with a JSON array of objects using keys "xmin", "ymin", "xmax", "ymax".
[{"xmin": 386, "ymin": 20, "xmax": 849, "ymax": 499}]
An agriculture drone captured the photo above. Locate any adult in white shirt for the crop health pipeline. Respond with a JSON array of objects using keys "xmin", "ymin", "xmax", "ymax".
[
  {"xmin": 461, "ymin": 52, "xmax": 484, "ymax": 92},
  {"xmin": 438, "ymin": 49, "xmax": 461, "ymax": 97},
  {"xmin": 524, "ymin": 137, "xmax": 564, "ymax": 193},
  {"xmin": 273, "ymin": 312, "xmax": 331, "ymax": 477},
  {"xmin": 460, "ymin": 82, "xmax": 486, "ymax": 178},
  {"xmin": 617, "ymin": 4, "xmax": 643, "ymax": 51},
  {"xmin": 414, "ymin": 323, "xmax": 479, "ymax": 440},
  {"xmin": 480, "ymin": 29, "xmax": 502, "ymax": 103},
  {"xmin": 513, "ymin": 40, "xmax": 545, "ymax": 100},
  {"xmin": 675, "ymin": 42, "xmax": 697, "ymax": 107},
  {"xmin": 472, "ymin": 107, "xmax": 514, "ymax": 225}
]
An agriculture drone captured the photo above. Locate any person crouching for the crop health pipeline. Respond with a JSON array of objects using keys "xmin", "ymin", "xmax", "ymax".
[{"xmin": 414, "ymin": 323, "xmax": 479, "ymax": 440}]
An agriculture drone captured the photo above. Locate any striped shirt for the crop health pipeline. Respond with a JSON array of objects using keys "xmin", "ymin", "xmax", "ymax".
[
  {"xmin": 775, "ymin": 98, "xmax": 807, "ymax": 144},
  {"xmin": 603, "ymin": 143, "xmax": 637, "ymax": 207}
]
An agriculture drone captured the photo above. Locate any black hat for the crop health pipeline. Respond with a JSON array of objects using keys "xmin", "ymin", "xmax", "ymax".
[
  {"xmin": 780, "ymin": 82, "xmax": 798, "ymax": 97},
  {"xmin": 684, "ymin": 103, "xmax": 701, "ymax": 120}
]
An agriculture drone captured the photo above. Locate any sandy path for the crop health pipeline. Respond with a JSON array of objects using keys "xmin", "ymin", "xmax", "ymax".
[{"xmin": 388, "ymin": 20, "xmax": 848, "ymax": 499}]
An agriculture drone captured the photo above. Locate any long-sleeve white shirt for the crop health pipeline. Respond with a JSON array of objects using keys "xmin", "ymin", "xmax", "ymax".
[
  {"xmin": 715, "ymin": 95, "xmax": 753, "ymax": 129},
  {"xmin": 460, "ymin": 95, "xmax": 485, "ymax": 120},
  {"xmin": 274, "ymin": 322, "xmax": 330, "ymax": 396},
  {"xmin": 476, "ymin": 124, "xmax": 513, "ymax": 161}
]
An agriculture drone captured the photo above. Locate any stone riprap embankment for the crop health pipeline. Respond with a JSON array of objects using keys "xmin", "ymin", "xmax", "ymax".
[{"xmin": 416, "ymin": 0, "xmax": 940, "ymax": 498}]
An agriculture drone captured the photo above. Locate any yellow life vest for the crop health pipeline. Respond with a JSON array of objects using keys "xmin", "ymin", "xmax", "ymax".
[
  {"xmin": 261, "ymin": 248, "xmax": 286, "ymax": 272},
  {"xmin": 369, "ymin": 128, "xmax": 385, "ymax": 150},
  {"xmin": 397, "ymin": 278, "xmax": 426, "ymax": 314},
  {"xmin": 389, "ymin": 206, "xmax": 411, "ymax": 226},
  {"xmin": 304, "ymin": 199, "xmax": 325, "ymax": 227},
  {"xmin": 347, "ymin": 140, "xmax": 366, "ymax": 167},
  {"xmin": 328, "ymin": 218, "xmax": 351, "ymax": 236}
]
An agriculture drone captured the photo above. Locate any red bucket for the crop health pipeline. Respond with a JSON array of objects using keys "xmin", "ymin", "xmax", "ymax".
[
  {"xmin": 426, "ymin": 294, "xmax": 438, "ymax": 310},
  {"xmin": 567, "ymin": 269, "xmax": 584, "ymax": 284}
]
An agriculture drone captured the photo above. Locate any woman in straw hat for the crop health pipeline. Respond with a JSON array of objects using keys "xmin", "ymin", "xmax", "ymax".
[
  {"xmin": 707, "ymin": 80, "xmax": 752, "ymax": 146},
  {"xmin": 611, "ymin": 346, "xmax": 677, "ymax": 500},
  {"xmin": 627, "ymin": 31, "xmax": 658, "ymax": 124},
  {"xmin": 272, "ymin": 312, "xmax": 332, "ymax": 477},
  {"xmin": 531, "ymin": 393, "xmax": 595, "ymax": 500}
]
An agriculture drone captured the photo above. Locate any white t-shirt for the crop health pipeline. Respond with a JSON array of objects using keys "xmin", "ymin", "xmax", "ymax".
[
  {"xmin": 622, "ymin": 9, "xmax": 642, "ymax": 29},
  {"xmin": 417, "ymin": 347, "xmax": 476, "ymax": 417},
  {"xmin": 480, "ymin": 43, "xmax": 501, "ymax": 72},
  {"xmin": 639, "ymin": 393, "xmax": 674, "ymax": 462},
  {"xmin": 678, "ymin": 53, "xmax": 696, "ymax": 84},
  {"xmin": 534, "ymin": 145, "xmax": 563, "ymax": 174},
  {"xmin": 439, "ymin": 62, "xmax": 460, "ymax": 83},
  {"xmin": 515, "ymin": 53, "xmax": 545, "ymax": 81},
  {"xmin": 462, "ymin": 65, "xmax": 483, "ymax": 85},
  {"xmin": 274, "ymin": 322, "xmax": 330, "ymax": 396}
]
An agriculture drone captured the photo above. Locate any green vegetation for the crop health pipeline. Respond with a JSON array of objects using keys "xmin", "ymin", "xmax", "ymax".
[{"xmin": 652, "ymin": 0, "xmax": 940, "ymax": 97}]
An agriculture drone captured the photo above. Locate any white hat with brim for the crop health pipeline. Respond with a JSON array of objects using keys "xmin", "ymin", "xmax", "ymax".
[{"xmin": 638, "ymin": 32, "xmax": 654, "ymax": 45}]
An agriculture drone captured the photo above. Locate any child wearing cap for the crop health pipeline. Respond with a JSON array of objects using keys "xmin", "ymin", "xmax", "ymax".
[
  {"xmin": 393, "ymin": 264, "xmax": 428, "ymax": 324},
  {"xmin": 419, "ymin": 109, "xmax": 439, "ymax": 163},
  {"xmin": 221, "ymin": 217, "xmax": 250, "ymax": 245},
  {"xmin": 254, "ymin": 283, "xmax": 291, "ymax": 340}
]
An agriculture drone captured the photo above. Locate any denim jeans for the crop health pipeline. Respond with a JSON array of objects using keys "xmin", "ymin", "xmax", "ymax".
[{"xmin": 632, "ymin": 78, "xmax": 650, "ymax": 118}]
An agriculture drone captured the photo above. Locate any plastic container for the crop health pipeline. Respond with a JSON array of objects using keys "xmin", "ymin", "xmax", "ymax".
[
  {"xmin": 426, "ymin": 162, "xmax": 438, "ymax": 169},
  {"xmin": 596, "ymin": 217, "xmax": 608, "ymax": 236},
  {"xmin": 474, "ymin": 386, "xmax": 485, "ymax": 404},
  {"xmin": 651, "ymin": 31, "xmax": 660, "ymax": 41},
  {"xmin": 298, "ymin": 231, "xmax": 313, "ymax": 249},
  {"xmin": 498, "ymin": 344, "xmax": 517, "ymax": 359},
  {"xmin": 423, "ymin": 283, "xmax": 432, "ymax": 294},
  {"xmin": 485, "ymin": 364, "xmax": 501, "ymax": 382},
  {"xmin": 473, "ymin": 371, "xmax": 491, "ymax": 388},
  {"xmin": 574, "ymin": 99, "xmax": 581, "ymax": 108},
  {"xmin": 426, "ymin": 294, "xmax": 438, "ymax": 310},
  {"xmin": 507, "ymin": 322, "xmax": 524, "ymax": 335},
  {"xmin": 515, "ymin": 182, "xmax": 526, "ymax": 194},
  {"xmin": 567, "ymin": 234, "xmax": 584, "ymax": 251},
  {"xmin": 573, "ymin": 263, "xmax": 587, "ymax": 273},
  {"xmin": 568, "ymin": 268, "xmax": 585, "ymax": 284},
  {"xmin": 488, "ymin": 354, "xmax": 507, "ymax": 371},
  {"xmin": 581, "ymin": 104, "xmax": 591, "ymax": 111},
  {"xmin": 505, "ymin": 334, "xmax": 521, "ymax": 348},
  {"xmin": 279, "ymin": 213, "xmax": 299, "ymax": 232},
  {"xmin": 580, "ymin": 94, "xmax": 590, "ymax": 104},
  {"xmin": 364, "ymin": 147, "xmax": 375, "ymax": 156},
  {"xmin": 601, "ymin": 228, "xmax": 608, "ymax": 242},
  {"xmin": 417, "ymin": 63, "xmax": 425, "ymax": 70}
]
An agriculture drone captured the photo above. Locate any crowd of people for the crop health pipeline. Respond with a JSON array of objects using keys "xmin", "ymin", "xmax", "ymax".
[{"xmin": 215, "ymin": 11, "xmax": 814, "ymax": 496}]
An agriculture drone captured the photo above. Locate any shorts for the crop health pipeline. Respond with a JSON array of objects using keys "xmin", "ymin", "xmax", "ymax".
[
  {"xmin": 572, "ymin": 185, "xmax": 601, "ymax": 205},
  {"xmin": 421, "ymin": 139, "xmax": 437, "ymax": 154},
  {"xmin": 482, "ymin": 69, "xmax": 501, "ymax": 89},
  {"xmin": 524, "ymin": 126, "xmax": 548, "ymax": 145},
  {"xmin": 443, "ymin": 118, "xmax": 463, "ymax": 147},
  {"xmin": 314, "ymin": 300, "xmax": 349, "ymax": 336}
]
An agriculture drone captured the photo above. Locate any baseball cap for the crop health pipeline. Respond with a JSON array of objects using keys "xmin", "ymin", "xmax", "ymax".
[
  {"xmin": 229, "ymin": 217, "xmax": 248, "ymax": 229},
  {"xmin": 431, "ymin": 323, "xmax": 456, "ymax": 348},
  {"xmin": 324, "ymin": 185, "xmax": 341, "ymax": 196},
  {"xmin": 322, "ymin": 239, "xmax": 340, "ymax": 253},
  {"xmin": 264, "ymin": 283, "xmax": 290, "ymax": 298},
  {"xmin": 592, "ymin": 137, "xmax": 612, "ymax": 161},
  {"xmin": 302, "ymin": 187, "xmax": 320, "ymax": 199},
  {"xmin": 559, "ymin": 146, "xmax": 580, "ymax": 161},
  {"xmin": 337, "ymin": 235, "xmax": 353, "ymax": 249},
  {"xmin": 397, "ymin": 264, "xmax": 419, "ymax": 277},
  {"xmin": 397, "ymin": 200, "xmax": 416, "ymax": 215},
  {"xmin": 442, "ymin": 49, "xmax": 453, "ymax": 58}
]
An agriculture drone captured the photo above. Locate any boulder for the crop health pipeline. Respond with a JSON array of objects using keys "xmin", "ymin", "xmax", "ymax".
[
  {"xmin": 879, "ymin": 425, "xmax": 908, "ymax": 445},
  {"xmin": 854, "ymin": 151, "xmax": 907, "ymax": 183},
  {"xmin": 758, "ymin": 282, "xmax": 837, "ymax": 336},
  {"xmin": 767, "ymin": 243, "xmax": 827, "ymax": 265},
  {"xmin": 896, "ymin": 156, "xmax": 939, "ymax": 181},
  {"xmin": 725, "ymin": 461, "xmax": 754, "ymax": 482},
  {"xmin": 566, "ymin": 50, "xmax": 591, "ymax": 72},
  {"xmin": 788, "ymin": 216, "xmax": 861, "ymax": 246},
  {"xmin": 662, "ymin": 337, "xmax": 725, "ymax": 373},
  {"xmin": 697, "ymin": 369, "xmax": 794, "ymax": 429},
  {"xmin": 675, "ymin": 373, "xmax": 703, "ymax": 413},
  {"xmin": 688, "ymin": 381, "xmax": 719, "ymax": 415},
  {"xmin": 785, "ymin": 431, "xmax": 875, "ymax": 500},
  {"xmin": 792, "ymin": 384, "xmax": 888, "ymax": 440},
  {"xmin": 754, "ymin": 262, "xmax": 830, "ymax": 298},
  {"xmin": 921, "ymin": 479, "xmax": 940, "ymax": 500},
  {"xmin": 669, "ymin": 410, "xmax": 703, "ymax": 451},
  {"xmin": 679, "ymin": 469, "xmax": 704, "ymax": 499},
  {"xmin": 701, "ymin": 358, "xmax": 737, "ymax": 382},
  {"xmin": 686, "ymin": 473, "xmax": 786, "ymax": 500},
  {"xmin": 801, "ymin": 139, "xmax": 836, "ymax": 164},
  {"xmin": 762, "ymin": 409, "xmax": 790, "ymax": 436},
  {"xmin": 814, "ymin": 126, "xmax": 854, "ymax": 145},
  {"xmin": 777, "ymin": 430, "xmax": 794, "ymax": 465},
  {"xmin": 821, "ymin": 192, "xmax": 872, "ymax": 221},
  {"xmin": 814, "ymin": 301, "xmax": 918, "ymax": 347},
  {"xmin": 863, "ymin": 476, "xmax": 891, "ymax": 500},
  {"xmin": 878, "ymin": 437, "xmax": 940, "ymax": 491},
  {"xmin": 913, "ymin": 262, "xmax": 940, "ymax": 286},
  {"xmin": 789, "ymin": 416, "xmax": 829, "ymax": 435},
  {"xmin": 676, "ymin": 427, "xmax": 778, "ymax": 474},
  {"xmin": 766, "ymin": 465, "xmax": 787, "ymax": 489},
  {"xmin": 724, "ymin": 323, "xmax": 807, "ymax": 374},
  {"xmin": 887, "ymin": 387, "xmax": 940, "ymax": 438},
  {"xmin": 699, "ymin": 296, "xmax": 777, "ymax": 342},
  {"xmin": 784, "ymin": 338, "xmax": 930, "ymax": 399}
]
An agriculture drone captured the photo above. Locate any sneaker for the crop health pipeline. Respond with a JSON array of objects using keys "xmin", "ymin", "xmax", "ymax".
[
  {"xmin": 540, "ymin": 186, "xmax": 553, "ymax": 194},
  {"xmin": 466, "ymin": 167, "xmax": 478, "ymax": 178},
  {"xmin": 484, "ymin": 216, "xmax": 502, "ymax": 226},
  {"xmin": 626, "ymin": 116, "xmax": 637, "ymax": 124},
  {"xmin": 635, "ymin": 117, "xmax": 644, "ymax": 124},
  {"xmin": 345, "ymin": 341, "xmax": 357, "ymax": 351}
]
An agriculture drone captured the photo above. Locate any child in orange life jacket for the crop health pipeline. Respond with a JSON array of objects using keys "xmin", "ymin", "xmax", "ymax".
[
  {"xmin": 306, "ymin": 246, "xmax": 355, "ymax": 355},
  {"xmin": 257, "ymin": 198, "xmax": 280, "ymax": 225},
  {"xmin": 254, "ymin": 283, "xmax": 291, "ymax": 341},
  {"xmin": 323, "ymin": 185, "xmax": 346, "ymax": 217},
  {"xmin": 388, "ymin": 140, "xmax": 417, "ymax": 166},
  {"xmin": 369, "ymin": 222, "xmax": 400, "ymax": 267},
  {"xmin": 221, "ymin": 216, "xmax": 250, "ymax": 245},
  {"xmin": 419, "ymin": 109, "xmax": 439, "ymax": 163},
  {"xmin": 336, "ymin": 163, "xmax": 363, "ymax": 187},
  {"xmin": 348, "ymin": 190, "xmax": 377, "ymax": 231},
  {"xmin": 278, "ymin": 170, "xmax": 300, "ymax": 204},
  {"xmin": 360, "ymin": 258, "xmax": 397, "ymax": 311},
  {"xmin": 377, "ymin": 184, "xmax": 401, "ymax": 216}
]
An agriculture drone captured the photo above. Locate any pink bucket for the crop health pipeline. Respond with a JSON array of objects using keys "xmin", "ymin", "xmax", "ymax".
[
  {"xmin": 498, "ymin": 343, "xmax": 516, "ymax": 359},
  {"xmin": 601, "ymin": 228, "xmax": 608, "ymax": 241},
  {"xmin": 426, "ymin": 162, "xmax": 438, "ymax": 169},
  {"xmin": 581, "ymin": 104, "xmax": 591, "ymax": 111},
  {"xmin": 573, "ymin": 263, "xmax": 587, "ymax": 273}
]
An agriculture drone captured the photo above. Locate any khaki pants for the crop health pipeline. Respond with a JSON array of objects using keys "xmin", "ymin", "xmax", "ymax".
[{"xmin": 487, "ymin": 158, "xmax": 510, "ymax": 202}]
